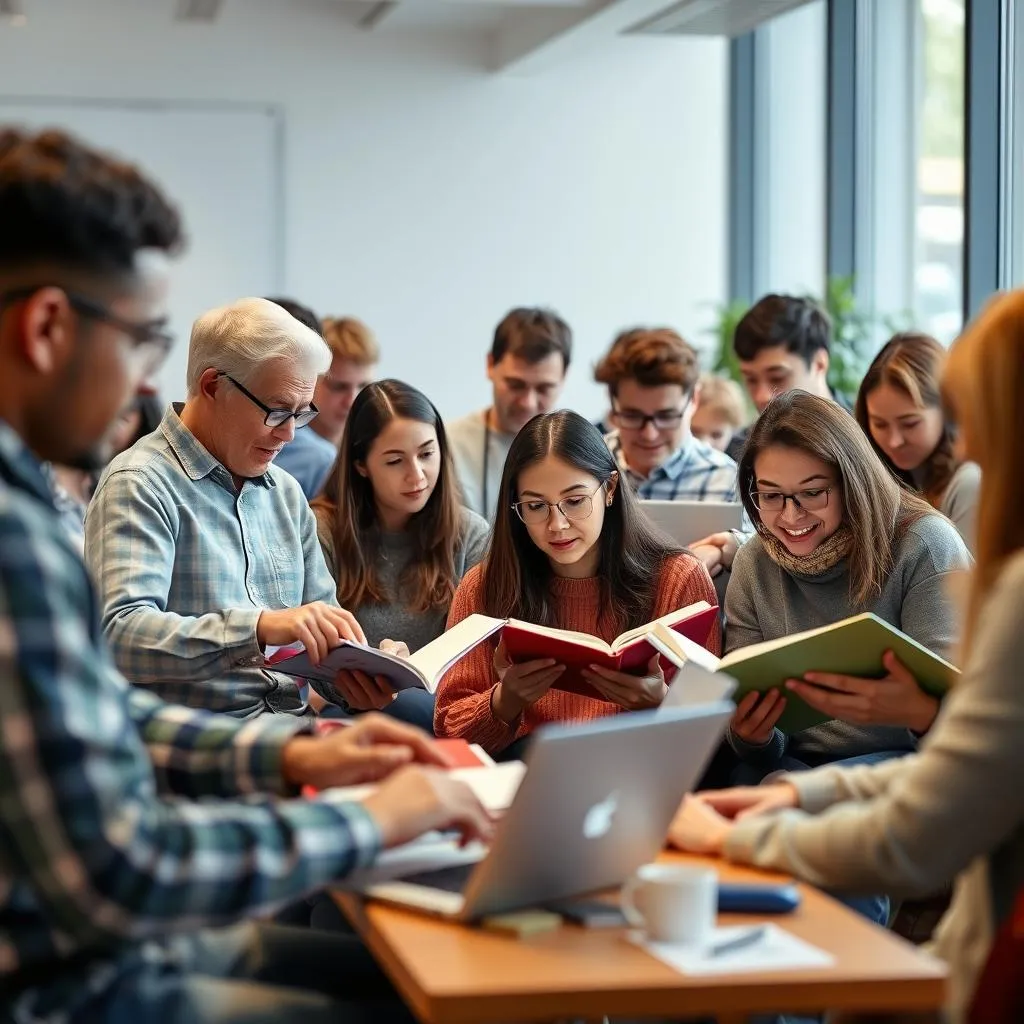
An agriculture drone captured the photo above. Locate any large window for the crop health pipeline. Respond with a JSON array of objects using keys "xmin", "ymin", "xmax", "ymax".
[
  {"xmin": 752, "ymin": 0, "xmax": 827, "ymax": 298},
  {"xmin": 1010, "ymin": 0, "xmax": 1024, "ymax": 285},
  {"xmin": 864, "ymin": 0, "xmax": 965, "ymax": 343}
]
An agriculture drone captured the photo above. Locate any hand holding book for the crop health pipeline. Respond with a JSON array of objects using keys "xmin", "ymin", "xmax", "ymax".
[
  {"xmin": 784, "ymin": 649, "xmax": 940, "ymax": 734},
  {"xmin": 491, "ymin": 640, "xmax": 565, "ymax": 723},
  {"xmin": 581, "ymin": 653, "xmax": 668, "ymax": 710}
]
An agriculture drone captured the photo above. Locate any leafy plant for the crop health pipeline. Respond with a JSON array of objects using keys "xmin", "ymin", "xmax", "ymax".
[{"xmin": 704, "ymin": 276, "xmax": 891, "ymax": 404}]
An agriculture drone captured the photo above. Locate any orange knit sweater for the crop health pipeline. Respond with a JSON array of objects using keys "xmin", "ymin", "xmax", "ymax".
[{"xmin": 433, "ymin": 553, "xmax": 722, "ymax": 755}]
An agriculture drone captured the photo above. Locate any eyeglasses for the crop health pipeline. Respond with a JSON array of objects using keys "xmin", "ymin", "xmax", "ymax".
[
  {"xmin": 511, "ymin": 481, "xmax": 607, "ymax": 525},
  {"xmin": 611, "ymin": 400, "xmax": 690, "ymax": 432},
  {"xmin": 0, "ymin": 286, "xmax": 174, "ymax": 372},
  {"xmin": 749, "ymin": 487, "xmax": 832, "ymax": 513},
  {"xmin": 219, "ymin": 373, "xmax": 319, "ymax": 429}
]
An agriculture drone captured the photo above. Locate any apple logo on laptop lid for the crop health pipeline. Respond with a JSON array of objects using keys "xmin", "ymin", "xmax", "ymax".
[{"xmin": 582, "ymin": 791, "xmax": 619, "ymax": 840}]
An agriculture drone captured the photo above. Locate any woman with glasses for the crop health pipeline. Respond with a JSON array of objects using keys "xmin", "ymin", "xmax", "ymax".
[
  {"xmin": 724, "ymin": 391, "xmax": 970, "ymax": 785},
  {"xmin": 312, "ymin": 380, "xmax": 489, "ymax": 731},
  {"xmin": 669, "ymin": 288, "xmax": 1024, "ymax": 1024},
  {"xmin": 433, "ymin": 409, "xmax": 720, "ymax": 759}
]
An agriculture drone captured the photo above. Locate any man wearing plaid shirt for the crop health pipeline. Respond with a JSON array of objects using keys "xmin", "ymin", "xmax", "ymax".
[{"xmin": 0, "ymin": 128, "xmax": 490, "ymax": 1023}]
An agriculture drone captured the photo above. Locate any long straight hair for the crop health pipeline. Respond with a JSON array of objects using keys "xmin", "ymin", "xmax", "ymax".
[
  {"xmin": 481, "ymin": 410, "xmax": 687, "ymax": 633},
  {"xmin": 739, "ymin": 391, "xmax": 935, "ymax": 606},
  {"xmin": 942, "ymin": 290, "xmax": 1024, "ymax": 650},
  {"xmin": 855, "ymin": 332, "xmax": 961, "ymax": 506},
  {"xmin": 313, "ymin": 380, "xmax": 463, "ymax": 613}
]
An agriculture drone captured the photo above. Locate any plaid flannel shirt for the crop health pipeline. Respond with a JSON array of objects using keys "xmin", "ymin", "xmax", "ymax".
[
  {"xmin": 85, "ymin": 405, "xmax": 345, "ymax": 718},
  {"xmin": 0, "ymin": 419, "xmax": 380, "ymax": 1016},
  {"xmin": 604, "ymin": 431, "xmax": 741, "ymax": 502}
]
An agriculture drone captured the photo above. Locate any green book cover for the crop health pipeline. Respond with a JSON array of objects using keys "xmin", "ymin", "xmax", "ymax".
[{"xmin": 718, "ymin": 612, "xmax": 959, "ymax": 733}]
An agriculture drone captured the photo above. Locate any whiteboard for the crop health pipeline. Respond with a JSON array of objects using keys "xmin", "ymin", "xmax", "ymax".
[{"xmin": 0, "ymin": 100, "xmax": 283, "ymax": 401}]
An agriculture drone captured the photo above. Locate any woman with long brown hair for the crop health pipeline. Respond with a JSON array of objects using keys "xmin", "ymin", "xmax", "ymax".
[
  {"xmin": 669, "ymin": 287, "xmax": 1024, "ymax": 1024},
  {"xmin": 724, "ymin": 391, "xmax": 970, "ymax": 783},
  {"xmin": 856, "ymin": 331, "xmax": 980, "ymax": 551},
  {"xmin": 433, "ymin": 410, "xmax": 720, "ymax": 758},
  {"xmin": 313, "ymin": 380, "xmax": 488, "ymax": 729}
]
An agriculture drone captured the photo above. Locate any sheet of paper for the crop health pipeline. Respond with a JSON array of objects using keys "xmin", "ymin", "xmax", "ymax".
[
  {"xmin": 632, "ymin": 923, "xmax": 835, "ymax": 975},
  {"xmin": 317, "ymin": 761, "xmax": 526, "ymax": 813}
]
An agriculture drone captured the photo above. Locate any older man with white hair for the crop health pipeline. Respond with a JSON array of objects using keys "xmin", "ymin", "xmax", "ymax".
[{"xmin": 86, "ymin": 297, "xmax": 375, "ymax": 718}]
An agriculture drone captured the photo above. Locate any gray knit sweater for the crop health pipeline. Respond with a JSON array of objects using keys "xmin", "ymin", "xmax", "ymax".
[
  {"xmin": 724, "ymin": 513, "xmax": 971, "ymax": 764},
  {"xmin": 316, "ymin": 507, "xmax": 490, "ymax": 653}
]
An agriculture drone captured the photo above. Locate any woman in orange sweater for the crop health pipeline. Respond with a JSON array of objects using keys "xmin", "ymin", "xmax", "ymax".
[{"xmin": 434, "ymin": 410, "xmax": 721, "ymax": 758}]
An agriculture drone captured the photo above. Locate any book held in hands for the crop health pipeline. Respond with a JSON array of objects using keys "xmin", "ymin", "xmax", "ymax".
[{"xmin": 269, "ymin": 601, "xmax": 719, "ymax": 700}]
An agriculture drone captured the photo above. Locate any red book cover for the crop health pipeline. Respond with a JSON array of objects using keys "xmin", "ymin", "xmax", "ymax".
[{"xmin": 501, "ymin": 603, "xmax": 719, "ymax": 699}]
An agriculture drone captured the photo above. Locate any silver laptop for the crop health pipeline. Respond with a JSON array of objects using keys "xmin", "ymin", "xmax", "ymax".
[
  {"xmin": 639, "ymin": 499, "xmax": 744, "ymax": 547},
  {"xmin": 359, "ymin": 703, "xmax": 732, "ymax": 921}
]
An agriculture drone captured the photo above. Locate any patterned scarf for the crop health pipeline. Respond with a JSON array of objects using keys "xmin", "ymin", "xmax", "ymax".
[{"xmin": 759, "ymin": 524, "xmax": 854, "ymax": 578}]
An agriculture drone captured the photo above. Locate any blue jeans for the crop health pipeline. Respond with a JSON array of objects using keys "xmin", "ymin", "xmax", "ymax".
[
  {"xmin": 320, "ymin": 687, "xmax": 436, "ymax": 734},
  {"xmin": 731, "ymin": 749, "xmax": 910, "ymax": 929},
  {"xmin": 13, "ymin": 922, "xmax": 415, "ymax": 1024}
]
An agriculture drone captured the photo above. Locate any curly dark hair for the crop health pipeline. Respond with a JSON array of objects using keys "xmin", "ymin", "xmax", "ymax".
[{"xmin": 0, "ymin": 128, "xmax": 183, "ymax": 274}]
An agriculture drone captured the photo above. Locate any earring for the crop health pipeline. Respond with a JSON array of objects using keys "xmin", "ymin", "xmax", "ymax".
[{"xmin": 606, "ymin": 496, "xmax": 613, "ymax": 506}]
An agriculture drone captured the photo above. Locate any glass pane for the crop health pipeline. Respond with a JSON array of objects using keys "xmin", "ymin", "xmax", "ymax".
[
  {"xmin": 914, "ymin": 0, "xmax": 965, "ymax": 342},
  {"xmin": 754, "ymin": 0, "xmax": 827, "ymax": 297},
  {"xmin": 1011, "ymin": 0, "xmax": 1024, "ymax": 285},
  {"xmin": 865, "ymin": 0, "xmax": 965, "ymax": 346}
]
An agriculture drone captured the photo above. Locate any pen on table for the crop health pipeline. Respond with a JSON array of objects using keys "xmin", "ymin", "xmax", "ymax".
[{"xmin": 709, "ymin": 925, "xmax": 768, "ymax": 958}]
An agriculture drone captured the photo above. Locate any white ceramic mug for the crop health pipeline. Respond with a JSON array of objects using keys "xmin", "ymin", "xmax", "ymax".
[{"xmin": 620, "ymin": 863, "xmax": 717, "ymax": 947}]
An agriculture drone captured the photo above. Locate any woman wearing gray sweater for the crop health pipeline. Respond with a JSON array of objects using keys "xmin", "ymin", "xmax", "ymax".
[
  {"xmin": 313, "ymin": 380, "xmax": 489, "ymax": 731},
  {"xmin": 724, "ymin": 391, "xmax": 971, "ymax": 782},
  {"xmin": 671, "ymin": 287, "xmax": 1024, "ymax": 1023}
]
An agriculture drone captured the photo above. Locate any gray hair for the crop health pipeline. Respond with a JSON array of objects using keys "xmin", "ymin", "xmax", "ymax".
[{"xmin": 185, "ymin": 297, "xmax": 331, "ymax": 396}]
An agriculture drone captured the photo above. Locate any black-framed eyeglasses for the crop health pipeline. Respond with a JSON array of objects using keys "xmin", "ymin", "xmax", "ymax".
[
  {"xmin": 219, "ymin": 373, "xmax": 319, "ymax": 429},
  {"xmin": 511, "ymin": 481, "xmax": 608, "ymax": 525},
  {"xmin": 0, "ymin": 286, "xmax": 175, "ymax": 371},
  {"xmin": 611, "ymin": 399, "xmax": 691, "ymax": 432},
  {"xmin": 749, "ymin": 487, "xmax": 832, "ymax": 513}
]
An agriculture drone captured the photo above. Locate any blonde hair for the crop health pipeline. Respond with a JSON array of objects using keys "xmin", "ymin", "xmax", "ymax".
[
  {"xmin": 697, "ymin": 374, "xmax": 747, "ymax": 428},
  {"xmin": 186, "ymin": 297, "xmax": 330, "ymax": 395},
  {"xmin": 322, "ymin": 317, "xmax": 379, "ymax": 366},
  {"xmin": 942, "ymin": 290, "xmax": 1024, "ymax": 649}
]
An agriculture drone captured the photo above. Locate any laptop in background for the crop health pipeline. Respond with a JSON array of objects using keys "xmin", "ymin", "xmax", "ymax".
[{"xmin": 639, "ymin": 499, "xmax": 744, "ymax": 547}]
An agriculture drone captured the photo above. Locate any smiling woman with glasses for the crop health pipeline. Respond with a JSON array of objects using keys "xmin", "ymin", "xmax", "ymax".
[
  {"xmin": 433, "ymin": 409, "xmax": 720, "ymax": 760},
  {"xmin": 721, "ymin": 390, "xmax": 971, "ymax": 791}
]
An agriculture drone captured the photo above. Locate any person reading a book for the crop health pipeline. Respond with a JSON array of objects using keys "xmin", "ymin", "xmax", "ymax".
[
  {"xmin": 856, "ymin": 331, "xmax": 980, "ymax": 553},
  {"xmin": 446, "ymin": 307, "xmax": 572, "ymax": 520},
  {"xmin": 433, "ymin": 410, "xmax": 720, "ymax": 758},
  {"xmin": 723, "ymin": 391, "xmax": 970, "ymax": 784},
  {"xmin": 85, "ymin": 297, "xmax": 371, "ymax": 719},
  {"xmin": 0, "ymin": 127, "xmax": 493, "ymax": 1023},
  {"xmin": 668, "ymin": 287, "xmax": 1024, "ymax": 1024},
  {"xmin": 312, "ymin": 379, "xmax": 489, "ymax": 730}
]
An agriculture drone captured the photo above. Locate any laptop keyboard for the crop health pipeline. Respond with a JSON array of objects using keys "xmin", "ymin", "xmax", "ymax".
[{"xmin": 398, "ymin": 862, "xmax": 476, "ymax": 893}]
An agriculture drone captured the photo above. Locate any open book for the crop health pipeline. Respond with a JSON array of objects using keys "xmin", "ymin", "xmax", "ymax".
[
  {"xmin": 269, "ymin": 614, "xmax": 505, "ymax": 694},
  {"xmin": 272, "ymin": 602, "xmax": 718, "ymax": 699},
  {"xmin": 656, "ymin": 612, "xmax": 958, "ymax": 734},
  {"xmin": 501, "ymin": 601, "xmax": 719, "ymax": 698}
]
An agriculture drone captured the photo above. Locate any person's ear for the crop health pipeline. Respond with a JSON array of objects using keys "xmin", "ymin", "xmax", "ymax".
[
  {"xmin": 812, "ymin": 348, "xmax": 830, "ymax": 379},
  {"xmin": 197, "ymin": 367, "xmax": 223, "ymax": 401},
  {"xmin": 16, "ymin": 288, "xmax": 75, "ymax": 375},
  {"xmin": 354, "ymin": 460, "xmax": 369, "ymax": 478},
  {"xmin": 606, "ymin": 470, "xmax": 619, "ymax": 505}
]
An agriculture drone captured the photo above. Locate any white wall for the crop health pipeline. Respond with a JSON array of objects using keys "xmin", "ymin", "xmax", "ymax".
[{"xmin": 0, "ymin": 0, "xmax": 728, "ymax": 420}]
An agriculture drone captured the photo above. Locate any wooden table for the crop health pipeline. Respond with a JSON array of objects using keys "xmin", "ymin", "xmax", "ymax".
[{"xmin": 333, "ymin": 853, "xmax": 947, "ymax": 1023}]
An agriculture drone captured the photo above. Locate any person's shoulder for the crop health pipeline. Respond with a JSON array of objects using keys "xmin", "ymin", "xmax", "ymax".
[
  {"xmin": 446, "ymin": 409, "xmax": 485, "ymax": 437},
  {"xmin": 691, "ymin": 438, "xmax": 738, "ymax": 471},
  {"xmin": 900, "ymin": 511, "xmax": 971, "ymax": 570},
  {"xmin": 267, "ymin": 462, "xmax": 313, "ymax": 508},
  {"xmin": 456, "ymin": 559, "xmax": 486, "ymax": 595},
  {"xmin": 459, "ymin": 506, "xmax": 490, "ymax": 542},
  {"xmin": 946, "ymin": 461, "xmax": 982, "ymax": 498},
  {"xmin": 729, "ymin": 531, "xmax": 769, "ymax": 576},
  {"xmin": 0, "ymin": 478, "xmax": 83, "ymax": 580}
]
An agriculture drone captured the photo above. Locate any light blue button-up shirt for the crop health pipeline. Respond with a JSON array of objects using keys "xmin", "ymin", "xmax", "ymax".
[{"xmin": 85, "ymin": 405, "xmax": 343, "ymax": 718}]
